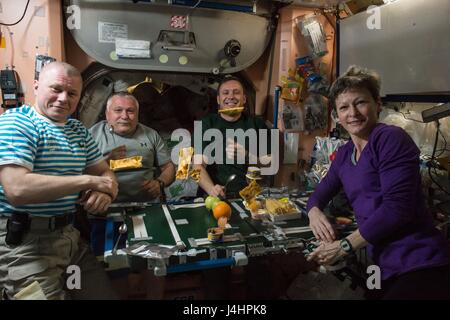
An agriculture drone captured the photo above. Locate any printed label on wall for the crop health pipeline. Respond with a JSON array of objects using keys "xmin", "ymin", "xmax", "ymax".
[
  {"xmin": 98, "ymin": 22, "xmax": 128, "ymax": 43},
  {"xmin": 115, "ymin": 38, "xmax": 151, "ymax": 58}
]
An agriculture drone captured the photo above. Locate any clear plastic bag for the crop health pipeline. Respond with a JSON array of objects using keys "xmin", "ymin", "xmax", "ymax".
[
  {"xmin": 124, "ymin": 242, "xmax": 179, "ymax": 259},
  {"xmin": 282, "ymin": 101, "xmax": 304, "ymax": 132},
  {"xmin": 311, "ymin": 136, "xmax": 346, "ymax": 167},
  {"xmin": 306, "ymin": 137, "xmax": 346, "ymax": 188},
  {"xmin": 304, "ymin": 94, "xmax": 328, "ymax": 132},
  {"xmin": 295, "ymin": 14, "xmax": 328, "ymax": 58}
]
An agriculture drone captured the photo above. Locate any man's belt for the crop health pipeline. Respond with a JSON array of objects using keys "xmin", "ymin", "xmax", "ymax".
[
  {"xmin": 30, "ymin": 213, "xmax": 75, "ymax": 231},
  {"xmin": 1, "ymin": 212, "xmax": 75, "ymax": 231},
  {"xmin": 1, "ymin": 212, "xmax": 75, "ymax": 246}
]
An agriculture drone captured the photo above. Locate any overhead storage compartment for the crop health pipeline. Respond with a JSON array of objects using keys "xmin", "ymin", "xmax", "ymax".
[{"xmin": 63, "ymin": 0, "xmax": 279, "ymax": 74}]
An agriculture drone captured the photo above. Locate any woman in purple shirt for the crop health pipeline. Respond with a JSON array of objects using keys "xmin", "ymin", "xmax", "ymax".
[{"xmin": 306, "ymin": 66, "xmax": 450, "ymax": 299}]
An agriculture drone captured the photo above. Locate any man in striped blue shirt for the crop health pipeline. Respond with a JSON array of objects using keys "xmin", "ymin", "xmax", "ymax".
[{"xmin": 0, "ymin": 62, "xmax": 119, "ymax": 299}]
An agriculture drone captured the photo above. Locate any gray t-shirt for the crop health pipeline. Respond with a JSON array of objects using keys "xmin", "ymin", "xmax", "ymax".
[{"xmin": 89, "ymin": 121, "xmax": 171, "ymax": 202}]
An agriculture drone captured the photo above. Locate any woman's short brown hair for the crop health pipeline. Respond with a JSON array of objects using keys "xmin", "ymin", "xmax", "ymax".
[{"xmin": 329, "ymin": 65, "xmax": 381, "ymax": 109}]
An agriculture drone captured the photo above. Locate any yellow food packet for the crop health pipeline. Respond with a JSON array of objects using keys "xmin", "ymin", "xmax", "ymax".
[
  {"xmin": 279, "ymin": 197, "xmax": 289, "ymax": 203},
  {"xmin": 0, "ymin": 36, "xmax": 6, "ymax": 49},
  {"xmin": 176, "ymin": 147, "xmax": 194, "ymax": 180},
  {"xmin": 110, "ymin": 156, "xmax": 143, "ymax": 171},
  {"xmin": 239, "ymin": 180, "xmax": 262, "ymax": 202},
  {"xmin": 189, "ymin": 168, "xmax": 201, "ymax": 182},
  {"xmin": 218, "ymin": 107, "xmax": 244, "ymax": 115}
]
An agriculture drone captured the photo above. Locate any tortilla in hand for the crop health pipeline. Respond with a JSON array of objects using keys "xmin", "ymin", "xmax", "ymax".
[{"xmin": 110, "ymin": 156, "xmax": 143, "ymax": 171}]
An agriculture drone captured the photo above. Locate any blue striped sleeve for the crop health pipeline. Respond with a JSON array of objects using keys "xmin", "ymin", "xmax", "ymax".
[{"xmin": 0, "ymin": 110, "xmax": 38, "ymax": 170}]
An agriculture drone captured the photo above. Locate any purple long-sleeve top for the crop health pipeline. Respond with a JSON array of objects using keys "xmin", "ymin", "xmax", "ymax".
[{"xmin": 307, "ymin": 123, "xmax": 450, "ymax": 280}]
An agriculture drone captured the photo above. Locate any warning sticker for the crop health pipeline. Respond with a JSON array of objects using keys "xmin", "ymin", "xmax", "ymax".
[
  {"xmin": 170, "ymin": 15, "xmax": 187, "ymax": 29},
  {"xmin": 98, "ymin": 22, "xmax": 128, "ymax": 43}
]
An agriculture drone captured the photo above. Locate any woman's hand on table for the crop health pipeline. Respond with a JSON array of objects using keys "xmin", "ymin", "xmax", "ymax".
[{"xmin": 308, "ymin": 207, "xmax": 336, "ymax": 243}]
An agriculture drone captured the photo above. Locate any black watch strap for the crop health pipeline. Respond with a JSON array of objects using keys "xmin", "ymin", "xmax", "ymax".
[
  {"xmin": 340, "ymin": 238, "xmax": 354, "ymax": 253},
  {"xmin": 156, "ymin": 178, "xmax": 165, "ymax": 189},
  {"xmin": 156, "ymin": 178, "xmax": 166, "ymax": 202}
]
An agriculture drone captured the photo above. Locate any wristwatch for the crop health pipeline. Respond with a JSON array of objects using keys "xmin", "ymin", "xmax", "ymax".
[
  {"xmin": 340, "ymin": 238, "xmax": 354, "ymax": 254},
  {"xmin": 156, "ymin": 178, "xmax": 166, "ymax": 202},
  {"xmin": 156, "ymin": 178, "xmax": 165, "ymax": 189}
]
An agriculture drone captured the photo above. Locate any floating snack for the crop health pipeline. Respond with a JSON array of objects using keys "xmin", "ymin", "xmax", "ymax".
[
  {"xmin": 189, "ymin": 168, "xmax": 201, "ymax": 182},
  {"xmin": 110, "ymin": 156, "xmax": 143, "ymax": 171},
  {"xmin": 247, "ymin": 198, "xmax": 261, "ymax": 212},
  {"xmin": 176, "ymin": 147, "xmax": 194, "ymax": 180},
  {"xmin": 246, "ymin": 166, "xmax": 262, "ymax": 180},
  {"xmin": 239, "ymin": 179, "xmax": 262, "ymax": 203},
  {"xmin": 218, "ymin": 107, "xmax": 244, "ymax": 116}
]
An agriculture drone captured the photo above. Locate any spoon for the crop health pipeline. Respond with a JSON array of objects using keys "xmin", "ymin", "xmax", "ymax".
[
  {"xmin": 223, "ymin": 174, "xmax": 237, "ymax": 195},
  {"xmin": 112, "ymin": 223, "xmax": 127, "ymax": 255},
  {"xmin": 113, "ymin": 210, "xmax": 128, "ymax": 255}
]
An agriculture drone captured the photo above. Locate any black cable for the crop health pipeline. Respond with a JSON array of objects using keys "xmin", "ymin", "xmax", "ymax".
[
  {"xmin": 399, "ymin": 110, "xmax": 423, "ymax": 123},
  {"xmin": 263, "ymin": 14, "xmax": 278, "ymax": 118},
  {"xmin": 431, "ymin": 167, "xmax": 450, "ymax": 205},
  {"xmin": 439, "ymin": 128, "xmax": 447, "ymax": 151},
  {"xmin": 191, "ymin": 0, "xmax": 202, "ymax": 9},
  {"xmin": 436, "ymin": 149, "xmax": 446, "ymax": 158},
  {"xmin": 428, "ymin": 122, "xmax": 450, "ymax": 196},
  {"xmin": 433, "ymin": 128, "xmax": 448, "ymax": 161},
  {"xmin": 430, "ymin": 128, "xmax": 448, "ymax": 157},
  {"xmin": 0, "ymin": 0, "xmax": 30, "ymax": 26}
]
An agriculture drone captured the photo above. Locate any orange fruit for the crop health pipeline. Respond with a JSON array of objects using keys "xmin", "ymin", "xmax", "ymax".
[{"xmin": 213, "ymin": 201, "xmax": 232, "ymax": 220}]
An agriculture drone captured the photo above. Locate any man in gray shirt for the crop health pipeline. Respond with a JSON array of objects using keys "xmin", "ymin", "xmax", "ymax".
[{"xmin": 90, "ymin": 92, "xmax": 175, "ymax": 203}]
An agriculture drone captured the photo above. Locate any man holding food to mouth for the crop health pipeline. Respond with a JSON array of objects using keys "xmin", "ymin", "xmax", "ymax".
[{"xmin": 193, "ymin": 76, "xmax": 271, "ymax": 198}]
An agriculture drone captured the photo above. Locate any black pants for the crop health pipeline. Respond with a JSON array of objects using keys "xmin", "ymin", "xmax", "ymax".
[{"xmin": 368, "ymin": 264, "xmax": 450, "ymax": 300}]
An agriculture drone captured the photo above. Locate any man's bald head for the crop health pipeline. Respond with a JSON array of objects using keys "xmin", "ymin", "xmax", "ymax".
[
  {"xmin": 33, "ymin": 61, "xmax": 83, "ymax": 123},
  {"xmin": 39, "ymin": 62, "xmax": 82, "ymax": 82}
]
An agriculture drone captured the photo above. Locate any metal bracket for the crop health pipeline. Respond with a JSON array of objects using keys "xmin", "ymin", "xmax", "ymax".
[
  {"xmin": 233, "ymin": 252, "xmax": 248, "ymax": 267},
  {"xmin": 188, "ymin": 237, "xmax": 197, "ymax": 248},
  {"xmin": 147, "ymin": 258, "xmax": 167, "ymax": 276},
  {"xmin": 209, "ymin": 248, "xmax": 217, "ymax": 260}
]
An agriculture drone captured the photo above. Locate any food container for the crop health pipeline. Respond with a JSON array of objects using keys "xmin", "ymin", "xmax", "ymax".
[
  {"xmin": 243, "ymin": 200, "xmax": 269, "ymax": 220},
  {"xmin": 265, "ymin": 198, "xmax": 302, "ymax": 222},
  {"xmin": 207, "ymin": 227, "xmax": 224, "ymax": 242}
]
